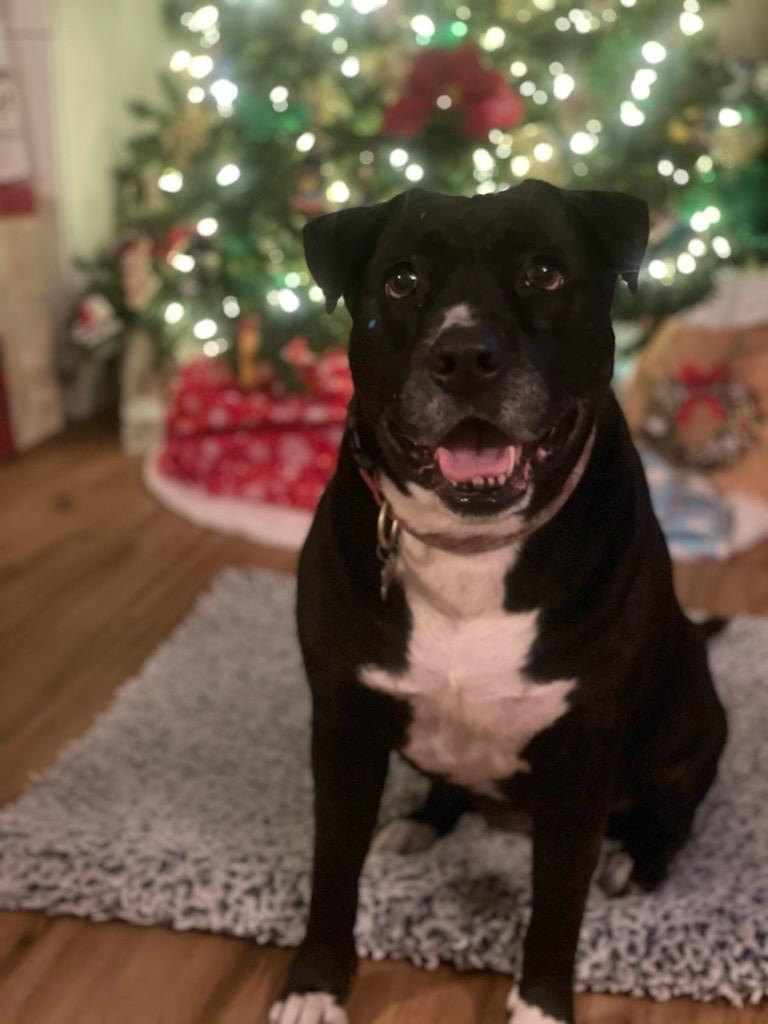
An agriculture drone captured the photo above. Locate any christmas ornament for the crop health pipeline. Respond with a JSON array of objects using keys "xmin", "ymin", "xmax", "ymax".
[
  {"xmin": 71, "ymin": 294, "xmax": 124, "ymax": 349},
  {"xmin": 291, "ymin": 157, "xmax": 329, "ymax": 217},
  {"xmin": 236, "ymin": 314, "xmax": 266, "ymax": 390},
  {"xmin": 120, "ymin": 236, "xmax": 160, "ymax": 312},
  {"xmin": 382, "ymin": 43, "xmax": 525, "ymax": 139},
  {"xmin": 642, "ymin": 358, "xmax": 763, "ymax": 471}
]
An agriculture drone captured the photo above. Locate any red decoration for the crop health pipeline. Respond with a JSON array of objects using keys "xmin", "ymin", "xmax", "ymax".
[
  {"xmin": 674, "ymin": 362, "xmax": 728, "ymax": 426},
  {"xmin": 382, "ymin": 43, "xmax": 525, "ymax": 139},
  {"xmin": 159, "ymin": 349, "xmax": 353, "ymax": 511}
]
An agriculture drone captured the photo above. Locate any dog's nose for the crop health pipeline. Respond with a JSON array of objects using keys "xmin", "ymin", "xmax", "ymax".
[{"xmin": 427, "ymin": 332, "xmax": 504, "ymax": 394}]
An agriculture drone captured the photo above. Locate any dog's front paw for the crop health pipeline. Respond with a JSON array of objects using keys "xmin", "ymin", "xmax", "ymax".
[
  {"xmin": 506, "ymin": 987, "xmax": 567, "ymax": 1024},
  {"xmin": 370, "ymin": 817, "xmax": 438, "ymax": 855},
  {"xmin": 268, "ymin": 992, "xmax": 348, "ymax": 1024}
]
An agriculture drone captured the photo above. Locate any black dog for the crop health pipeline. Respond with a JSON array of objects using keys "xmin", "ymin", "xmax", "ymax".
[{"xmin": 269, "ymin": 181, "xmax": 727, "ymax": 1024}]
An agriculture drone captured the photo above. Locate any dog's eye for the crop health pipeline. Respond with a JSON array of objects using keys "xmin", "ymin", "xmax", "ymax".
[
  {"xmin": 385, "ymin": 265, "xmax": 419, "ymax": 300},
  {"xmin": 523, "ymin": 258, "xmax": 565, "ymax": 292}
]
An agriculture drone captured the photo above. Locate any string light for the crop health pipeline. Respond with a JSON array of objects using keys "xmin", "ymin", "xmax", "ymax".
[
  {"xmin": 696, "ymin": 155, "xmax": 714, "ymax": 173},
  {"xmin": 332, "ymin": 37, "xmax": 348, "ymax": 53},
  {"xmin": 158, "ymin": 169, "xmax": 184, "ymax": 193},
  {"xmin": 620, "ymin": 101, "xmax": 645, "ymax": 126},
  {"xmin": 718, "ymin": 107, "xmax": 742, "ymax": 127},
  {"xmin": 309, "ymin": 286, "xmax": 324, "ymax": 303},
  {"xmin": 533, "ymin": 142, "xmax": 554, "ymax": 162},
  {"xmin": 679, "ymin": 12, "xmax": 704, "ymax": 35},
  {"xmin": 341, "ymin": 56, "xmax": 360, "ymax": 77},
  {"xmin": 520, "ymin": 81, "xmax": 536, "ymax": 97},
  {"xmin": 188, "ymin": 86, "xmax": 206, "ymax": 103},
  {"xmin": 602, "ymin": 8, "xmax": 617, "ymax": 21},
  {"xmin": 476, "ymin": 181, "xmax": 496, "ymax": 194},
  {"xmin": 326, "ymin": 180, "xmax": 351, "ymax": 203},
  {"xmin": 171, "ymin": 253, "xmax": 196, "ymax": 273},
  {"xmin": 359, "ymin": 150, "xmax": 375, "ymax": 164},
  {"xmin": 210, "ymin": 79, "xmax": 238, "ymax": 107},
  {"xmin": 187, "ymin": 5, "xmax": 219, "ymax": 33},
  {"xmin": 410, "ymin": 15, "xmax": 435, "ymax": 36},
  {"xmin": 648, "ymin": 259, "xmax": 669, "ymax": 280},
  {"xmin": 555, "ymin": 17, "xmax": 570, "ymax": 31},
  {"xmin": 510, "ymin": 61, "xmax": 528, "ymax": 77},
  {"xmin": 641, "ymin": 41, "xmax": 667, "ymax": 64},
  {"xmin": 405, "ymin": 163, "xmax": 425, "ymax": 182},
  {"xmin": 712, "ymin": 236, "xmax": 732, "ymax": 258},
  {"xmin": 170, "ymin": 50, "xmax": 191, "ymax": 72},
  {"xmin": 532, "ymin": 90, "xmax": 548, "ymax": 105},
  {"xmin": 270, "ymin": 85, "xmax": 289, "ymax": 104},
  {"xmin": 314, "ymin": 12, "xmax": 339, "ymax": 33},
  {"xmin": 197, "ymin": 217, "xmax": 218, "ymax": 236},
  {"xmin": 570, "ymin": 131, "xmax": 597, "ymax": 154},
  {"xmin": 657, "ymin": 158, "xmax": 674, "ymax": 176},
  {"xmin": 279, "ymin": 289, "xmax": 300, "ymax": 313},
  {"xmin": 203, "ymin": 340, "xmax": 222, "ymax": 357},
  {"xmin": 482, "ymin": 26, "xmax": 506, "ymax": 51},
  {"xmin": 223, "ymin": 296, "xmax": 240, "ymax": 318},
  {"xmin": 511, "ymin": 155, "xmax": 531, "ymax": 176},
  {"xmin": 436, "ymin": 94, "xmax": 453, "ymax": 109},
  {"xmin": 586, "ymin": 118, "xmax": 602, "ymax": 133},
  {"xmin": 553, "ymin": 73, "xmax": 575, "ymax": 100},
  {"xmin": 677, "ymin": 253, "xmax": 697, "ymax": 274},
  {"xmin": 300, "ymin": 10, "xmax": 316, "ymax": 25},
  {"xmin": 456, "ymin": 5, "xmax": 471, "ymax": 18},
  {"xmin": 705, "ymin": 205, "xmax": 721, "ymax": 223},
  {"xmin": 216, "ymin": 163, "xmax": 241, "ymax": 186},
  {"xmin": 285, "ymin": 272, "xmax": 302, "ymax": 288},
  {"xmin": 188, "ymin": 55, "xmax": 214, "ymax": 79},
  {"xmin": 296, "ymin": 132, "xmax": 316, "ymax": 153},
  {"xmin": 688, "ymin": 238, "xmax": 707, "ymax": 257},
  {"xmin": 533, "ymin": 0, "xmax": 556, "ymax": 9},
  {"xmin": 673, "ymin": 168, "xmax": 690, "ymax": 185},
  {"xmin": 164, "ymin": 302, "xmax": 185, "ymax": 324},
  {"xmin": 473, "ymin": 148, "xmax": 495, "ymax": 172},
  {"xmin": 193, "ymin": 318, "xmax": 218, "ymax": 339},
  {"xmin": 389, "ymin": 148, "xmax": 409, "ymax": 168}
]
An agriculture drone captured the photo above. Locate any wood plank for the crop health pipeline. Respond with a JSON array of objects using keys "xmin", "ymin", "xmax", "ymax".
[{"xmin": 0, "ymin": 424, "xmax": 765, "ymax": 1023}]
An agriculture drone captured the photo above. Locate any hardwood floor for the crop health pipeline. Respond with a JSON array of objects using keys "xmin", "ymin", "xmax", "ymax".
[{"xmin": 1, "ymin": 422, "xmax": 766, "ymax": 1024}]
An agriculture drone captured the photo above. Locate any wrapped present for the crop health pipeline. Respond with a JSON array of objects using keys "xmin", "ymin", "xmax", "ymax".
[{"xmin": 157, "ymin": 348, "xmax": 352, "ymax": 512}]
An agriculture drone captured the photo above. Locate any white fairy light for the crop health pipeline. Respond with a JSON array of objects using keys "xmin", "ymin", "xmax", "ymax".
[
  {"xmin": 296, "ymin": 132, "xmax": 316, "ymax": 153},
  {"xmin": 677, "ymin": 253, "xmax": 697, "ymax": 274},
  {"xmin": 555, "ymin": 17, "xmax": 570, "ymax": 31},
  {"xmin": 193, "ymin": 318, "xmax": 218, "ymax": 340},
  {"xmin": 223, "ymin": 296, "xmax": 240, "ymax": 318},
  {"xmin": 696, "ymin": 155, "xmax": 714, "ymax": 173},
  {"xmin": 647, "ymin": 260, "xmax": 668, "ymax": 280},
  {"xmin": 473, "ymin": 148, "xmax": 495, "ymax": 172},
  {"xmin": 602, "ymin": 8, "xmax": 617, "ymax": 20},
  {"xmin": 496, "ymin": 143, "xmax": 512, "ymax": 159},
  {"xmin": 437, "ymin": 94, "xmax": 453, "ymax": 109},
  {"xmin": 170, "ymin": 50, "xmax": 191, "ymax": 72},
  {"xmin": 410, "ymin": 15, "xmax": 435, "ymax": 36},
  {"xmin": 673, "ymin": 168, "xmax": 690, "ymax": 185},
  {"xmin": 341, "ymin": 56, "xmax": 360, "ymax": 77},
  {"xmin": 510, "ymin": 61, "xmax": 528, "ymax": 77},
  {"xmin": 216, "ymin": 163, "xmax": 241, "ymax": 186},
  {"xmin": 533, "ymin": 142, "xmax": 554, "ymax": 162},
  {"xmin": 476, "ymin": 180, "xmax": 496, "ymax": 194},
  {"xmin": 533, "ymin": 0, "xmax": 556, "ymax": 9},
  {"xmin": 270, "ymin": 85, "xmax": 289, "ymax": 104},
  {"xmin": 359, "ymin": 150, "xmax": 375, "ymax": 165},
  {"xmin": 718, "ymin": 107, "xmax": 742, "ymax": 127},
  {"xmin": 203, "ymin": 340, "xmax": 221, "ymax": 357},
  {"xmin": 532, "ymin": 90, "xmax": 548, "ymax": 105},
  {"xmin": 285, "ymin": 272, "xmax": 302, "ymax": 288},
  {"xmin": 684, "ymin": 0, "xmax": 701, "ymax": 10},
  {"xmin": 171, "ymin": 253, "xmax": 195, "ymax": 273},
  {"xmin": 266, "ymin": 290, "xmax": 281, "ymax": 307},
  {"xmin": 712, "ymin": 236, "xmax": 732, "ymax": 258},
  {"xmin": 158, "ymin": 169, "xmax": 184, "ymax": 193},
  {"xmin": 210, "ymin": 79, "xmax": 238, "ymax": 107},
  {"xmin": 314, "ymin": 12, "xmax": 339, "ymax": 33},
  {"xmin": 279, "ymin": 289, "xmax": 300, "ymax": 313},
  {"xmin": 389, "ymin": 148, "xmax": 409, "ymax": 169},
  {"xmin": 187, "ymin": 5, "xmax": 219, "ymax": 33},
  {"xmin": 511, "ymin": 155, "xmax": 531, "ymax": 177},
  {"xmin": 570, "ymin": 131, "xmax": 597, "ymax": 154},
  {"xmin": 164, "ymin": 302, "xmax": 185, "ymax": 324},
  {"xmin": 301, "ymin": 9, "xmax": 317, "ymax": 24},
  {"xmin": 641, "ymin": 41, "xmax": 667, "ymax": 64},
  {"xmin": 520, "ymin": 81, "xmax": 536, "ymax": 97},
  {"xmin": 620, "ymin": 101, "xmax": 645, "ymax": 126},
  {"xmin": 679, "ymin": 12, "xmax": 704, "ymax": 35},
  {"xmin": 197, "ymin": 216, "xmax": 219, "ymax": 236},
  {"xmin": 620, "ymin": 0, "xmax": 637, "ymax": 6},
  {"xmin": 553, "ymin": 73, "xmax": 575, "ymax": 100},
  {"xmin": 188, "ymin": 86, "xmax": 206, "ymax": 103},
  {"xmin": 188, "ymin": 55, "xmax": 214, "ymax": 79},
  {"xmin": 332, "ymin": 37, "xmax": 349, "ymax": 54},
  {"xmin": 405, "ymin": 163, "xmax": 425, "ymax": 182},
  {"xmin": 326, "ymin": 180, "xmax": 351, "ymax": 203},
  {"xmin": 690, "ymin": 211, "xmax": 711, "ymax": 232},
  {"xmin": 657, "ymin": 158, "xmax": 674, "ymax": 176},
  {"xmin": 309, "ymin": 285, "xmax": 324, "ymax": 303},
  {"xmin": 586, "ymin": 118, "xmax": 602, "ymax": 133},
  {"xmin": 688, "ymin": 238, "xmax": 707, "ymax": 257},
  {"xmin": 482, "ymin": 26, "xmax": 506, "ymax": 51},
  {"xmin": 705, "ymin": 205, "xmax": 722, "ymax": 223}
]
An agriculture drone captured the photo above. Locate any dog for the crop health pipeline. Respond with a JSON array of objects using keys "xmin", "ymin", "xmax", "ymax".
[{"xmin": 268, "ymin": 180, "xmax": 727, "ymax": 1024}]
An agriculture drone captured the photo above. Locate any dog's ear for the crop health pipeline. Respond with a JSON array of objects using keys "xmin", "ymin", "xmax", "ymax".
[
  {"xmin": 566, "ymin": 189, "xmax": 650, "ymax": 292},
  {"xmin": 302, "ymin": 202, "xmax": 389, "ymax": 313}
]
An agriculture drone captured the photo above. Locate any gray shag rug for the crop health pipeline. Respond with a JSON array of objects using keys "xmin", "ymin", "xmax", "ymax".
[{"xmin": 1, "ymin": 569, "xmax": 767, "ymax": 1007}]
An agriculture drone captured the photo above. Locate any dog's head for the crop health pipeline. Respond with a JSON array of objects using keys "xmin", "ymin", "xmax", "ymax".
[{"xmin": 304, "ymin": 180, "xmax": 648, "ymax": 521}]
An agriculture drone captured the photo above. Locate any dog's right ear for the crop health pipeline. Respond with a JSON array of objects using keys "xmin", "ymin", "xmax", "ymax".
[{"xmin": 302, "ymin": 202, "xmax": 388, "ymax": 314}]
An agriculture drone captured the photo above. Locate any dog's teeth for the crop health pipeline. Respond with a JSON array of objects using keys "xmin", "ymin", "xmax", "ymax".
[
  {"xmin": 472, "ymin": 475, "xmax": 484, "ymax": 488},
  {"xmin": 497, "ymin": 474, "xmax": 507, "ymax": 486}
]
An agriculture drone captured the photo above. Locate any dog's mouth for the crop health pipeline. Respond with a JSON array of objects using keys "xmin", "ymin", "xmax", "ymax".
[{"xmin": 390, "ymin": 410, "xmax": 580, "ymax": 512}]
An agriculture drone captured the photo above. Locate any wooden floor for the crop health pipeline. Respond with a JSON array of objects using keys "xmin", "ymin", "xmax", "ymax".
[{"xmin": 1, "ymin": 422, "xmax": 766, "ymax": 1024}]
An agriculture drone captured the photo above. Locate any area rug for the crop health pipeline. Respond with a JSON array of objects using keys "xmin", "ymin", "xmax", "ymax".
[{"xmin": 1, "ymin": 570, "xmax": 766, "ymax": 1007}]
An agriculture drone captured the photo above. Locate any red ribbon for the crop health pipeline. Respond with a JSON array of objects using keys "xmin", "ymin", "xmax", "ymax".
[{"xmin": 674, "ymin": 362, "xmax": 728, "ymax": 426}]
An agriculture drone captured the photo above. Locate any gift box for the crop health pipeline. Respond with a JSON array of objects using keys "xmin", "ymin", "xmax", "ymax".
[{"xmin": 157, "ymin": 349, "xmax": 352, "ymax": 512}]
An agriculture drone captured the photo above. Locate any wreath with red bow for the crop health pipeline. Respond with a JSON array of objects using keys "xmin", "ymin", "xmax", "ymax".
[{"xmin": 642, "ymin": 359, "xmax": 763, "ymax": 471}]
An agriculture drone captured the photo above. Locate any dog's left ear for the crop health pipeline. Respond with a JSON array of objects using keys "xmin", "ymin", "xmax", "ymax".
[
  {"xmin": 303, "ymin": 202, "xmax": 389, "ymax": 313},
  {"xmin": 567, "ymin": 190, "xmax": 650, "ymax": 292}
]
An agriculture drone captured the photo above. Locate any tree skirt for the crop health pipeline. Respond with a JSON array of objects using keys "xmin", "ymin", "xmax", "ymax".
[{"xmin": 3, "ymin": 570, "xmax": 764, "ymax": 1006}]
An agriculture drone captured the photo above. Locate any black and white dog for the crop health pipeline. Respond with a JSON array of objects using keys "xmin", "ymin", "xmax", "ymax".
[{"xmin": 269, "ymin": 181, "xmax": 727, "ymax": 1024}]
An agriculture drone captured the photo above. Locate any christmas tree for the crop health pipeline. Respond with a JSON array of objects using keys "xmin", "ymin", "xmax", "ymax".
[{"xmin": 68, "ymin": 0, "xmax": 768, "ymax": 386}]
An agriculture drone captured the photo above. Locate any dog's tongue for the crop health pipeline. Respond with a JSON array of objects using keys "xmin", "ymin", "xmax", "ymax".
[{"xmin": 436, "ymin": 422, "xmax": 517, "ymax": 483}]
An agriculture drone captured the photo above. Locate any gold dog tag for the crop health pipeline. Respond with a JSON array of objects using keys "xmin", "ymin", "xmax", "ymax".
[{"xmin": 376, "ymin": 501, "xmax": 401, "ymax": 602}]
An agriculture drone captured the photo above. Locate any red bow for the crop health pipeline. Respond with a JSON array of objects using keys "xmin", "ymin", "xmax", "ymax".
[{"xmin": 674, "ymin": 362, "xmax": 728, "ymax": 426}]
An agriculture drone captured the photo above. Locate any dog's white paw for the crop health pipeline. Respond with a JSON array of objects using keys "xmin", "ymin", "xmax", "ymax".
[
  {"xmin": 268, "ymin": 992, "xmax": 348, "ymax": 1024},
  {"xmin": 599, "ymin": 849, "xmax": 635, "ymax": 897},
  {"xmin": 370, "ymin": 818, "xmax": 438, "ymax": 855},
  {"xmin": 506, "ymin": 986, "xmax": 565, "ymax": 1024}
]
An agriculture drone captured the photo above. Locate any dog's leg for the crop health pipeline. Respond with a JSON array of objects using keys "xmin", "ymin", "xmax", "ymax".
[
  {"xmin": 509, "ymin": 746, "xmax": 615, "ymax": 1024},
  {"xmin": 269, "ymin": 694, "xmax": 391, "ymax": 1024},
  {"xmin": 371, "ymin": 780, "xmax": 471, "ymax": 855}
]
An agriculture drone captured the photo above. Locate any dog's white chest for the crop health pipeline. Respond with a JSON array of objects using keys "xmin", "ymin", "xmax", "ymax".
[{"xmin": 360, "ymin": 539, "xmax": 576, "ymax": 796}]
